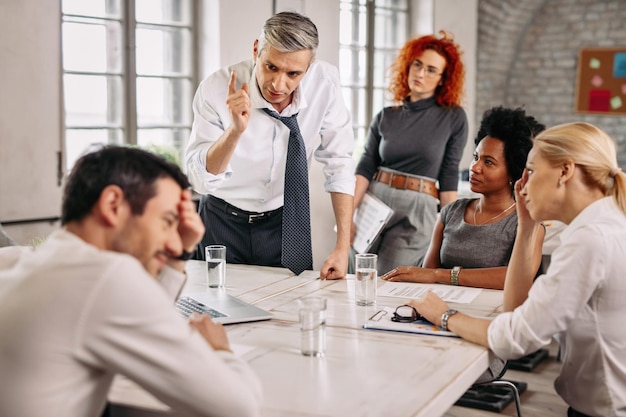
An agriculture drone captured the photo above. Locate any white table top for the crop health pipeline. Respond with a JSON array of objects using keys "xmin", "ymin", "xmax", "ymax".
[{"xmin": 108, "ymin": 261, "xmax": 504, "ymax": 417}]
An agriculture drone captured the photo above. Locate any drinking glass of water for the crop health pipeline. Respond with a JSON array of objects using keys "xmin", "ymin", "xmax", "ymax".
[
  {"xmin": 205, "ymin": 245, "xmax": 226, "ymax": 288},
  {"xmin": 298, "ymin": 296, "xmax": 327, "ymax": 357},
  {"xmin": 355, "ymin": 253, "xmax": 377, "ymax": 306}
]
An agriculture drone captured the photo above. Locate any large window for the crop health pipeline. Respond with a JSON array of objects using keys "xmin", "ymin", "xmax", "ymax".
[
  {"xmin": 61, "ymin": 0, "xmax": 195, "ymax": 169},
  {"xmin": 339, "ymin": 0, "xmax": 409, "ymax": 154}
]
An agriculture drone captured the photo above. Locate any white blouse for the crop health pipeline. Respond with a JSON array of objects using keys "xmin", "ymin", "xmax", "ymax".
[{"xmin": 488, "ymin": 197, "xmax": 626, "ymax": 416}]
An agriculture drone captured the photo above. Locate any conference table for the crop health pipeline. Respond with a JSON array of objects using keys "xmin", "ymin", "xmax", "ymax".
[{"xmin": 108, "ymin": 260, "xmax": 504, "ymax": 417}]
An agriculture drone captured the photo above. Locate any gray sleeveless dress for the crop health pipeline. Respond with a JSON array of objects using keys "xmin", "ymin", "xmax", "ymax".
[{"xmin": 439, "ymin": 198, "xmax": 517, "ymax": 269}]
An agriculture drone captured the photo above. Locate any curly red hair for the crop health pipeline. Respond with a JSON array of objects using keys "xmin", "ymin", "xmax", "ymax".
[{"xmin": 388, "ymin": 30, "xmax": 465, "ymax": 108}]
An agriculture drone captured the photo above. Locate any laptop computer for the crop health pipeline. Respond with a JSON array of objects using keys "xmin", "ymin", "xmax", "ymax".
[{"xmin": 176, "ymin": 290, "xmax": 273, "ymax": 324}]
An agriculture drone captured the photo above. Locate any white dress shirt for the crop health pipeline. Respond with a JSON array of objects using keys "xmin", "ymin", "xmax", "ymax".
[
  {"xmin": 0, "ymin": 230, "xmax": 262, "ymax": 417},
  {"xmin": 488, "ymin": 197, "xmax": 626, "ymax": 416},
  {"xmin": 185, "ymin": 59, "xmax": 355, "ymax": 213}
]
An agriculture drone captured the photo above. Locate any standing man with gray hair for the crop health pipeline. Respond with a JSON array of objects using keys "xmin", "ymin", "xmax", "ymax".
[{"xmin": 185, "ymin": 11, "xmax": 355, "ymax": 278}]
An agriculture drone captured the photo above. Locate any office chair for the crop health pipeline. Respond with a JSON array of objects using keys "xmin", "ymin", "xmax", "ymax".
[
  {"xmin": 477, "ymin": 378, "xmax": 523, "ymax": 417},
  {"xmin": 507, "ymin": 348, "xmax": 549, "ymax": 371},
  {"xmin": 455, "ymin": 361, "xmax": 526, "ymax": 416}
]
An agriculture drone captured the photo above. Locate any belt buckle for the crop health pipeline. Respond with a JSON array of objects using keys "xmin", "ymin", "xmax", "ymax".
[
  {"xmin": 248, "ymin": 213, "xmax": 265, "ymax": 224},
  {"xmin": 392, "ymin": 173, "xmax": 409, "ymax": 189},
  {"xmin": 417, "ymin": 178, "xmax": 425, "ymax": 192}
]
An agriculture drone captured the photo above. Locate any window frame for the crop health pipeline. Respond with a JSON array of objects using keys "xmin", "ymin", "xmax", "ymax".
[
  {"xmin": 61, "ymin": 0, "xmax": 198, "ymax": 169},
  {"xmin": 339, "ymin": 0, "xmax": 410, "ymax": 154}
]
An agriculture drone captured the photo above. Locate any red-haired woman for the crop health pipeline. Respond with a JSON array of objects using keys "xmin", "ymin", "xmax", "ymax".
[{"xmin": 353, "ymin": 31, "xmax": 468, "ymax": 274}]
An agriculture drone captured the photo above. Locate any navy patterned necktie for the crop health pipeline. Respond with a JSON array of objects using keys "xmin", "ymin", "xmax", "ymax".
[{"xmin": 263, "ymin": 109, "xmax": 313, "ymax": 275}]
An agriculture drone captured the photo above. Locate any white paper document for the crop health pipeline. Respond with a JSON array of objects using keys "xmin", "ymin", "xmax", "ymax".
[
  {"xmin": 352, "ymin": 192, "xmax": 393, "ymax": 254},
  {"xmin": 377, "ymin": 282, "xmax": 481, "ymax": 304}
]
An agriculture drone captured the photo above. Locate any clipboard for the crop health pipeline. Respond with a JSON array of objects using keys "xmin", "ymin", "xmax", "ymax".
[
  {"xmin": 363, "ymin": 306, "xmax": 458, "ymax": 338},
  {"xmin": 352, "ymin": 192, "xmax": 393, "ymax": 254}
]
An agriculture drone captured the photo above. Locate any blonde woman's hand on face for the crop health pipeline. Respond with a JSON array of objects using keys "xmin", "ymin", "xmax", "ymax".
[
  {"xmin": 514, "ymin": 170, "xmax": 538, "ymax": 227},
  {"xmin": 188, "ymin": 313, "xmax": 232, "ymax": 352},
  {"xmin": 381, "ymin": 266, "xmax": 436, "ymax": 283}
]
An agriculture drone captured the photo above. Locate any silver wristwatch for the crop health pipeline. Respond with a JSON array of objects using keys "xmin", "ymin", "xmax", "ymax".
[
  {"xmin": 450, "ymin": 266, "xmax": 461, "ymax": 286},
  {"xmin": 441, "ymin": 309, "xmax": 458, "ymax": 331}
]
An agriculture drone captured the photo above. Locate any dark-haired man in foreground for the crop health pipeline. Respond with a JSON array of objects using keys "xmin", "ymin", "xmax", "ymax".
[{"xmin": 0, "ymin": 146, "xmax": 262, "ymax": 417}]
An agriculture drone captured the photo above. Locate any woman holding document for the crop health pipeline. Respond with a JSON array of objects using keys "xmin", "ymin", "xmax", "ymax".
[
  {"xmin": 411, "ymin": 122, "xmax": 626, "ymax": 417},
  {"xmin": 382, "ymin": 106, "xmax": 546, "ymax": 290},
  {"xmin": 352, "ymin": 31, "xmax": 468, "ymax": 274}
]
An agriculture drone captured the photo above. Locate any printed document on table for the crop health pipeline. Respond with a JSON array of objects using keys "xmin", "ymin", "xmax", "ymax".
[
  {"xmin": 377, "ymin": 282, "xmax": 481, "ymax": 304},
  {"xmin": 352, "ymin": 192, "xmax": 393, "ymax": 254}
]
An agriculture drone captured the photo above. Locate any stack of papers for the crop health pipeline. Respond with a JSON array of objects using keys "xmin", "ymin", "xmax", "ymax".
[{"xmin": 377, "ymin": 282, "xmax": 482, "ymax": 304}]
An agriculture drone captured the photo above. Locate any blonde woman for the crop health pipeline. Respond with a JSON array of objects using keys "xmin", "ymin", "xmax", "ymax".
[{"xmin": 411, "ymin": 122, "xmax": 626, "ymax": 417}]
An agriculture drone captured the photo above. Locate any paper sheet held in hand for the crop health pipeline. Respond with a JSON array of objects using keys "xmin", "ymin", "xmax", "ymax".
[{"xmin": 352, "ymin": 192, "xmax": 393, "ymax": 254}]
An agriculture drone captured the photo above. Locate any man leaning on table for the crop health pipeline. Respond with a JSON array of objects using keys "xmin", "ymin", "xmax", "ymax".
[
  {"xmin": 0, "ymin": 146, "xmax": 262, "ymax": 417},
  {"xmin": 185, "ymin": 11, "xmax": 355, "ymax": 279}
]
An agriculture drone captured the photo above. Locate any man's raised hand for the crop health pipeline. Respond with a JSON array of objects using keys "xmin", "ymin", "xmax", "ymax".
[{"xmin": 226, "ymin": 71, "xmax": 250, "ymax": 135}]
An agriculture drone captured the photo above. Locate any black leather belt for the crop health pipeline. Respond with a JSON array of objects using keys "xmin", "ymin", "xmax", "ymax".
[{"xmin": 208, "ymin": 195, "xmax": 282, "ymax": 224}]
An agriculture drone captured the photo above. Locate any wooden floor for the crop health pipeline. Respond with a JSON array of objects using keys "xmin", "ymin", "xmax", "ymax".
[{"xmin": 443, "ymin": 340, "xmax": 568, "ymax": 417}]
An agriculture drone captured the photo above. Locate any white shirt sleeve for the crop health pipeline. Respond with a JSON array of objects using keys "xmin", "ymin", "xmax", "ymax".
[
  {"xmin": 308, "ymin": 63, "xmax": 356, "ymax": 195},
  {"xmin": 488, "ymin": 221, "xmax": 607, "ymax": 360},
  {"xmin": 79, "ymin": 258, "xmax": 263, "ymax": 417},
  {"xmin": 184, "ymin": 67, "xmax": 235, "ymax": 195}
]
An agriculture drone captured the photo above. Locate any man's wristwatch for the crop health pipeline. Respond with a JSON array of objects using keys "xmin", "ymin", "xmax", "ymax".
[
  {"xmin": 176, "ymin": 249, "xmax": 195, "ymax": 261},
  {"xmin": 450, "ymin": 266, "xmax": 461, "ymax": 286},
  {"xmin": 441, "ymin": 309, "xmax": 458, "ymax": 331}
]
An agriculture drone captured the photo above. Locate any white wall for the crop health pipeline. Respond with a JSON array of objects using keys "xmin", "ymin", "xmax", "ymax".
[
  {"xmin": 433, "ymin": 0, "xmax": 478, "ymax": 171},
  {"xmin": 0, "ymin": 0, "xmax": 63, "ymax": 244}
]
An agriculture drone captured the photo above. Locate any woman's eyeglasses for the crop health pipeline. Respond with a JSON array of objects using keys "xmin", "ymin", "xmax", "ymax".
[
  {"xmin": 410, "ymin": 60, "xmax": 442, "ymax": 78},
  {"xmin": 391, "ymin": 305, "xmax": 424, "ymax": 323}
]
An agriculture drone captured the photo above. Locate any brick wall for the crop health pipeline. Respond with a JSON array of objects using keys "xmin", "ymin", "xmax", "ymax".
[{"xmin": 477, "ymin": 0, "xmax": 626, "ymax": 166}]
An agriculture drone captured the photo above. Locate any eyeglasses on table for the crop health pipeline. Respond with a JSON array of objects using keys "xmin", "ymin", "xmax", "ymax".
[{"xmin": 391, "ymin": 304, "xmax": 424, "ymax": 323}]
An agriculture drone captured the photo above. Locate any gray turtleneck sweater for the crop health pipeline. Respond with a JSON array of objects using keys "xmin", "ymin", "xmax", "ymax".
[{"xmin": 355, "ymin": 96, "xmax": 468, "ymax": 192}]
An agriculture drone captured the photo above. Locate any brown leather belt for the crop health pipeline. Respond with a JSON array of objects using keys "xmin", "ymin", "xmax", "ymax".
[{"xmin": 373, "ymin": 170, "xmax": 439, "ymax": 199}]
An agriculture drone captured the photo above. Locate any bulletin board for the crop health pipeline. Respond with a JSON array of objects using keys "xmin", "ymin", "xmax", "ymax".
[{"xmin": 575, "ymin": 47, "xmax": 626, "ymax": 115}]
